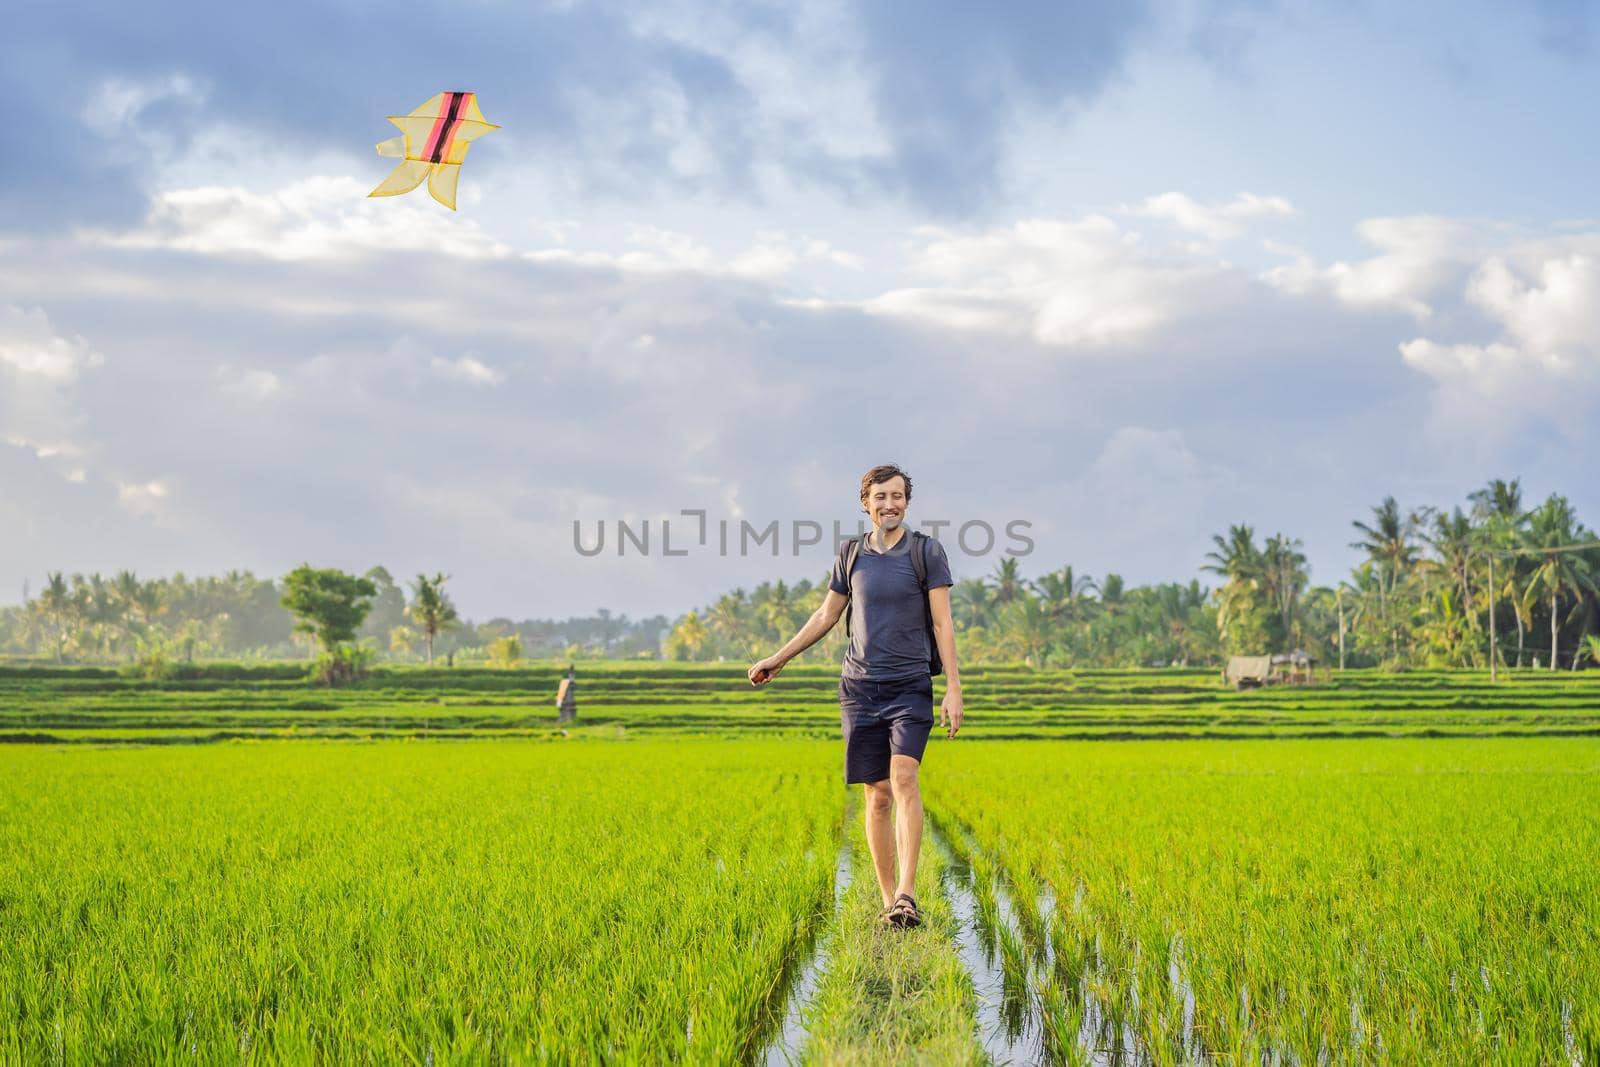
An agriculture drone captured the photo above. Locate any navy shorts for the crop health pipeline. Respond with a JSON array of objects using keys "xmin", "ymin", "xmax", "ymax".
[{"xmin": 839, "ymin": 674, "xmax": 935, "ymax": 785}]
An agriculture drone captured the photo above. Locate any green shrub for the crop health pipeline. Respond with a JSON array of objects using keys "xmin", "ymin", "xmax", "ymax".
[
  {"xmin": 309, "ymin": 646, "xmax": 373, "ymax": 687},
  {"xmin": 118, "ymin": 649, "xmax": 178, "ymax": 682}
]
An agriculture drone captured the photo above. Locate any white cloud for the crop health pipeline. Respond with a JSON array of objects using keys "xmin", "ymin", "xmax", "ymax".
[
  {"xmin": 84, "ymin": 176, "xmax": 514, "ymax": 261},
  {"xmin": 81, "ymin": 74, "xmax": 205, "ymax": 135},
  {"xmin": 1399, "ymin": 339, "xmax": 1577, "ymax": 398},
  {"xmin": 1127, "ymin": 191, "xmax": 1295, "ymax": 240},
  {"xmin": 1363, "ymin": 231, "xmax": 1600, "ymax": 447},
  {"xmin": 1247, "ymin": 215, "xmax": 1600, "ymax": 436},
  {"xmin": 1468, "ymin": 253, "xmax": 1600, "ymax": 356},
  {"xmin": 1262, "ymin": 215, "xmax": 1500, "ymax": 317},
  {"xmin": 220, "ymin": 368, "xmax": 285, "ymax": 401},
  {"xmin": 0, "ymin": 306, "xmax": 102, "ymax": 383},
  {"xmin": 1399, "ymin": 241, "xmax": 1600, "ymax": 435},
  {"xmin": 859, "ymin": 215, "xmax": 1231, "ymax": 346},
  {"xmin": 431, "ymin": 354, "xmax": 505, "ymax": 387},
  {"xmin": 117, "ymin": 479, "xmax": 171, "ymax": 518},
  {"xmin": 0, "ymin": 306, "xmax": 103, "ymax": 466},
  {"xmin": 12, "ymin": 190, "xmax": 1600, "ymax": 619},
  {"xmin": 286, "ymin": 336, "xmax": 515, "ymax": 397},
  {"xmin": 524, "ymin": 224, "xmax": 855, "ymax": 283}
]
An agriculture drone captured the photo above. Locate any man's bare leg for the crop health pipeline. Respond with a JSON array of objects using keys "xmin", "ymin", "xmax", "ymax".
[
  {"xmin": 862, "ymin": 780, "xmax": 897, "ymax": 907},
  {"xmin": 889, "ymin": 754, "xmax": 923, "ymax": 900}
]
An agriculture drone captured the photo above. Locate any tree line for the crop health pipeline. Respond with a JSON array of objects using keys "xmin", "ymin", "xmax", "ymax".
[
  {"xmin": 666, "ymin": 478, "xmax": 1600, "ymax": 671},
  {"xmin": 0, "ymin": 566, "xmax": 667, "ymax": 667},
  {"xmin": 5, "ymin": 478, "xmax": 1596, "ymax": 672}
]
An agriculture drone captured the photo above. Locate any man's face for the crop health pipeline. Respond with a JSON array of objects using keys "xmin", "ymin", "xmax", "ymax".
[{"xmin": 863, "ymin": 476, "xmax": 908, "ymax": 531}]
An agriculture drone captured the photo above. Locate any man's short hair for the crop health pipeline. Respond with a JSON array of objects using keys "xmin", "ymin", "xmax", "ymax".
[{"xmin": 859, "ymin": 463, "xmax": 913, "ymax": 506}]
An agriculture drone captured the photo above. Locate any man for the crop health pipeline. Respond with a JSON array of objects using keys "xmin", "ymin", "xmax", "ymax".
[{"xmin": 747, "ymin": 464, "xmax": 963, "ymax": 929}]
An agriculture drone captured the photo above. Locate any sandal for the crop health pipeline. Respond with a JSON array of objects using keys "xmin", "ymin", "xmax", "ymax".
[{"xmin": 887, "ymin": 893, "xmax": 923, "ymax": 929}]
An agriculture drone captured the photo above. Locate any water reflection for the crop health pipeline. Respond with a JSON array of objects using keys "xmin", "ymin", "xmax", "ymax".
[
  {"xmin": 759, "ymin": 842, "xmax": 854, "ymax": 1067},
  {"xmin": 928, "ymin": 819, "xmax": 1048, "ymax": 1065}
]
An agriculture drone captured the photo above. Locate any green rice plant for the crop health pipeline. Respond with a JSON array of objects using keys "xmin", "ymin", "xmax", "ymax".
[
  {"xmin": 927, "ymin": 738, "xmax": 1600, "ymax": 1062},
  {"xmin": 0, "ymin": 738, "xmax": 842, "ymax": 1062},
  {"xmin": 1034, "ymin": 972, "xmax": 1087, "ymax": 1066},
  {"xmin": 967, "ymin": 858, "xmax": 1002, "ymax": 961},
  {"xmin": 995, "ymin": 917, "xmax": 1030, "ymax": 1010}
]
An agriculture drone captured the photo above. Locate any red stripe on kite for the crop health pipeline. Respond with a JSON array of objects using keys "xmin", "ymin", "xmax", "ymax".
[
  {"xmin": 435, "ymin": 92, "xmax": 473, "ymax": 163},
  {"xmin": 422, "ymin": 92, "xmax": 463, "ymax": 161}
]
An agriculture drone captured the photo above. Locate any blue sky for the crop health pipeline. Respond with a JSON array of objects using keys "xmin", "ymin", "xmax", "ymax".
[{"xmin": 4, "ymin": 0, "xmax": 1599, "ymax": 619}]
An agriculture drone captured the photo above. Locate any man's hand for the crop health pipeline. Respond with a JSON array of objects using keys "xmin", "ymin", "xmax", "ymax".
[
  {"xmin": 748, "ymin": 655, "xmax": 786, "ymax": 687},
  {"xmin": 940, "ymin": 684, "xmax": 964, "ymax": 738}
]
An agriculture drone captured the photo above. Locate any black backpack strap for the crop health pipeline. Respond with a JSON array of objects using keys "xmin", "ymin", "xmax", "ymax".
[
  {"xmin": 912, "ymin": 532, "xmax": 944, "ymax": 676},
  {"xmin": 838, "ymin": 536, "xmax": 862, "ymax": 636}
]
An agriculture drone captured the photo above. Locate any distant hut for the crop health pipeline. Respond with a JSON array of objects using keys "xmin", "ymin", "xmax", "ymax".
[
  {"xmin": 556, "ymin": 664, "xmax": 578, "ymax": 723},
  {"xmin": 1225, "ymin": 650, "xmax": 1314, "ymax": 689},
  {"xmin": 1225, "ymin": 655, "xmax": 1272, "ymax": 688}
]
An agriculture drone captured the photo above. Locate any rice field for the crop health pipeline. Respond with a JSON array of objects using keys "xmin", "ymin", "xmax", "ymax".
[
  {"xmin": 928, "ymin": 739, "xmax": 1600, "ymax": 1064},
  {"xmin": 0, "ymin": 740, "xmax": 840, "ymax": 1063},
  {"xmin": 3, "ymin": 662, "xmax": 1599, "ymax": 745},
  {"xmin": 3, "ymin": 664, "xmax": 1598, "ymax": 1062}
]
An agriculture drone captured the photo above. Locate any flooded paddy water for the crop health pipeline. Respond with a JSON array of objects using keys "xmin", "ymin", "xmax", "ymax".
[{"xmin": 759, "ymin": 841, "xmax": 854, "ymax": 1067}]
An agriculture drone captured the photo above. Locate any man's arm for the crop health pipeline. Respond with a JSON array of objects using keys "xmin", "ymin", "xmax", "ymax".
[
  {"xmin": 748, "ymin": 589, "xmax": 849, "ymax": 685},
  {"xmin": 929, "ymin": 585, "xmax": 964, "ymax": 736}
]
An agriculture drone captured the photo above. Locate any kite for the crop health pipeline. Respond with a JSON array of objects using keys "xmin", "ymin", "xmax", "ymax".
[{"xmin": 368, "ymin": 92, "xmax": 498, "ymax": 210}]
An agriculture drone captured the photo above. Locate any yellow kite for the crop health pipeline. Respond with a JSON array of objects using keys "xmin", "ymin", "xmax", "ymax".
[{"xmin": 368, "ymin": 92, "xmax": 498, "ymax": 210}]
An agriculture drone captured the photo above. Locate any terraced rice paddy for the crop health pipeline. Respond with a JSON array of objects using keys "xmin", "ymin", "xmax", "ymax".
[
  {"xmin": 3, "ymin": 662, "xmax": 1599, "ymax": 744},
  {"xmin": 3, "ymin": 664, "xmax": 1598, "ymax": 1062}
]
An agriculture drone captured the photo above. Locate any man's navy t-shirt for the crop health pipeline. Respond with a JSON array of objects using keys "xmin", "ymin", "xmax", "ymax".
[{"xmin": 829, "ymin": 530, "xmax": 954, "ymax": 683}]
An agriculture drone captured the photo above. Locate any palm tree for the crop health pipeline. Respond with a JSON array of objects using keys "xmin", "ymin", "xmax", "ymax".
[
  {"xmin": 1506, "ymin": 581, "xmax": 1537, "ymax": 670},
  {"xmin": 1521, "ymin": 495, "xmax": 1598, "ymax": 670},
  {"xmin": 709, "ymin": 590, "xmax": 756, "ymax": 659},
  {"xmin": 1583, "ymin": 634, "xmax": 1600, "ymax": 670},
  {"xmin": 1204, "ymin": 525, "xmax": 1259, "ymax": 582},
  {"xmin": 1030, "ymin": 566, "xmax": 1091, "ymax": 610},
  {"xmin": 1423, "ymin": 508, "xmax": 1476, "ymax": 606},
  {"xmin": 667, "ymin": 611, "xmax": 708, "ymax": 661},
  {"xmin": 1469, "ymin": 479, "xmax": 1530, "ymax": 667},
  {"xmin": 1421, "ymin": 508, "xmax": 1481, "ymax": 664},
  {"xmin": 991, "ymin": 557, "xmax": 1024, "ymax": 606},
  {"xmin": 1340, "ymin": 564, "xmax": 1385, "ymax": 665},
  {"xmin": 1261, "ymin": 534, "xmax": 1309, "ymax": 647},
  {"xmin": 112, "ymin": 570, "xmax": 162, "ymax": 657},
  {"xmin": 1468, "ymin": 479, "xmax": 1523, "ymax": 527},
  {"xmin": 34, "ymin": 572, "xmax": 75, "ymax": 663},
  {"xmin": 1350, "ymin": 498, "xmax": 1418, "ymax": 662},
  {"xmin": 1099, "ymin": 574, "xmax": 1126, "ymax": 614},
  {"xmin": 1202, "ymin": 525, "xmax": 1262, "ymax": 648},
  {"xmin": 1152, "ymin": 580, "xmax": 1210, "ymax": 666},
  {"xmin": 757, "ymin": 580, "xmax": 796, "ymax": 644},
  {"xmin": 1031, "ymin": 566, "xmax": 1097, "ymax": 624},
  {"xmin": 389, "ymin": 625, "xmax": 420, "ymax": 658},
  {"xmin": 952, "ymin": 578, "xmax": 998, "ymax": 631},
  {"xmin": 77, "ymin": 573, "xmax": 121, "ymax": 660},
  {"xmin": 995, "ymin": 591, "xmax": 1051, "ymax": 666},
  {"xmin": 1416, "ymin": 584, "xmax": 1474, "ymax": 667},
  {"xmin": 407, "ymin": 573, "xmax": 460, "ymax": 664}
]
